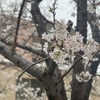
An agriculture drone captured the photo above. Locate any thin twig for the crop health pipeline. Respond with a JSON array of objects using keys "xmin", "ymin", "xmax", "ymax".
[
  {"xmin": 56, "ymin": 56, "xmax": 82, "ymax": 86},
  {"xmin": 0, "ymin": 3, "xmax": 5, "ymax": 17},
  {"xmin": 13, "ymin": 0, "xmax": 26, "ymax": 50},
  {"xmin": 18, "ymin": 57, "xmax": 49, "ymax": 79},
  {"xmin": 53, "ymin": 0, "xmax": 57, "ymax": 28},
  {"xmin": 23, "ymin": 34, "xmax": 33, "ymax": 45}
]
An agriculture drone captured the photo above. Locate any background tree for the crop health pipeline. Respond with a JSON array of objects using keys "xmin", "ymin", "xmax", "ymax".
[
  {"xmin": 73, "ymin": 0, "xmax": 100, "ymax": 100},
  {"xmin": 71, "ymin": 0, "xmax": 87, "ymax": 100}
]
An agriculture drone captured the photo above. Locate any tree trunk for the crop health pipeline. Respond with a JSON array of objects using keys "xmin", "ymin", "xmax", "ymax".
[
  {"xmin": 83, "ymin": 53, "xmax": 100, "ymax": 100},
  {"xmin": 71, "ymin": 0, "xmax": 87, "ymax": 100},
  {"xmin": 88, "ymin": 12, "xmax": 100, "ymax": 43},
  {"xmin": 42, "ymin": 74, "xmax": 61, "ymax": 100},
  {"xmin": 83, "ymin": 5, "xmax": 100, "ymax": 100},
  {"xmin": 71, "ymin": 56, "xmax": 84, "ymax": 100},
  {"xmin": 42, "ymin": 73, "xmax": 67, "ymax": 100},
  {"xmin": 31, "ymin": 1, "xmax": 67, "ymax": 100},
  {"xmin": 76, "ymin": 0, "xmax": 87, "ymax": 44},
  {"xmin": 42, "ymin": 60, "xmax": 67, "ymax": 100}
]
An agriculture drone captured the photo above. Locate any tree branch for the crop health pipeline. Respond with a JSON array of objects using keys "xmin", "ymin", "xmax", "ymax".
[
  {"xmin": 56, "ymin": 56, "xmax": 82, "ymax": 86},
  {"xmin": 73, "ymin": 0, "xmax": 100, "ymax": 43},
  {"xmin": 1, "ymin": 39, "xmax": 47, "ymax": 57},
  {"xmin": 0, "ymin": 3, "xmax": 5, "ymax": 17},
  {"xmin": 0, "ymin": 41, "xmax": 44, "ymax": 80},
  {"xmin": 30, "ymin": 0, "xmax": 58, "ymax": 77},
  {"xmin": 18, "ymin": 56, "xmax": 49, "ymax": 79},
  {"xmin": 13, "ymin": 0, "xmax": 26, "ymax": 50},
  {"xmin": 31, "ymin": 0, "xmax": 53, "ymax": 37}
]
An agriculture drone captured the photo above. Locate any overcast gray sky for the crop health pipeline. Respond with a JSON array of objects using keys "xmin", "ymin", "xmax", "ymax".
[{"xmin": 40, "ymin": 0, "xmax": 77, "ymax": 26}]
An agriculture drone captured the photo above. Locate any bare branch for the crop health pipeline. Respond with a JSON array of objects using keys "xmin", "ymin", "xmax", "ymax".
[
  {"xmin": 52, "ymin": 0, "xmax": 57, "ymax": 28},
  {"xmin": 31, "ymin": 0, "xmax": 53, "ymax": 37},
  {"xmin": 23, "ymin": 34, "xmax": 33, "ymax": 45},
  {"xmin": 18, "ymin": 56, "xmax": 49, "ymax": 79},
  {"xmin": 56, "ymin": 56, "xmax": 82, "ymax": 86},
  {"xmin": 1, "ymin": 39, "xmax": 47, "ymax": 57},
  {"xmin": 0, "ymin": 3, "xmax": 5, "ymax": 17},
  {"xmin": 13, "ymin": 0, "xmax": 26, "ymax": 50}
]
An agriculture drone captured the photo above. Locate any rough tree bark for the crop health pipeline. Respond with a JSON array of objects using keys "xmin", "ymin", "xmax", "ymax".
[
  {"xmin": 73, "ymin": 0, "xmax": 100, "ymax": 100},
  {"xmin": 83, "ymin": 4, "xmax": 100, "ymax": 100},
  {"xmin": 83, "ymin": 53, "xmax": 100, "ymax": 100},
  {"xmin": 71, "ymin": 0, "xmax": 87, "ymax": 100},
  {"xmin": 30, "ymin": 0, "xmax": 67, "ymax": 100}
]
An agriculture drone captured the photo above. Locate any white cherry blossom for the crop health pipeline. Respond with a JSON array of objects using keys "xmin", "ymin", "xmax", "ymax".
[{"xmin": 42, "ymin": 20, "xmax": 99, "ymax": 66}]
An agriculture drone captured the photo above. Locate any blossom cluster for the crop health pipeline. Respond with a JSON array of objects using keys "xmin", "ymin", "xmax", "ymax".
[
  {"xmin": 42, "ymin": 20, "xmax": 99, "ymax": 66},
  {"xmin": 76, "ymin": 71, "xmax": 92, "ymax": 82},
  {"xmin": 91, "ymin": 76, "xmax": 100, "ymax": 95},
  {"xmin": 0, "ymin": 69, "xmax": 46, "ymax": 100}
]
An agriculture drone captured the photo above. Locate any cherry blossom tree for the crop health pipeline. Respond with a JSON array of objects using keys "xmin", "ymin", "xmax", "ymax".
[{"xmin": 0, "ymin": 0, "xmax": 99, "ymax": 100}]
